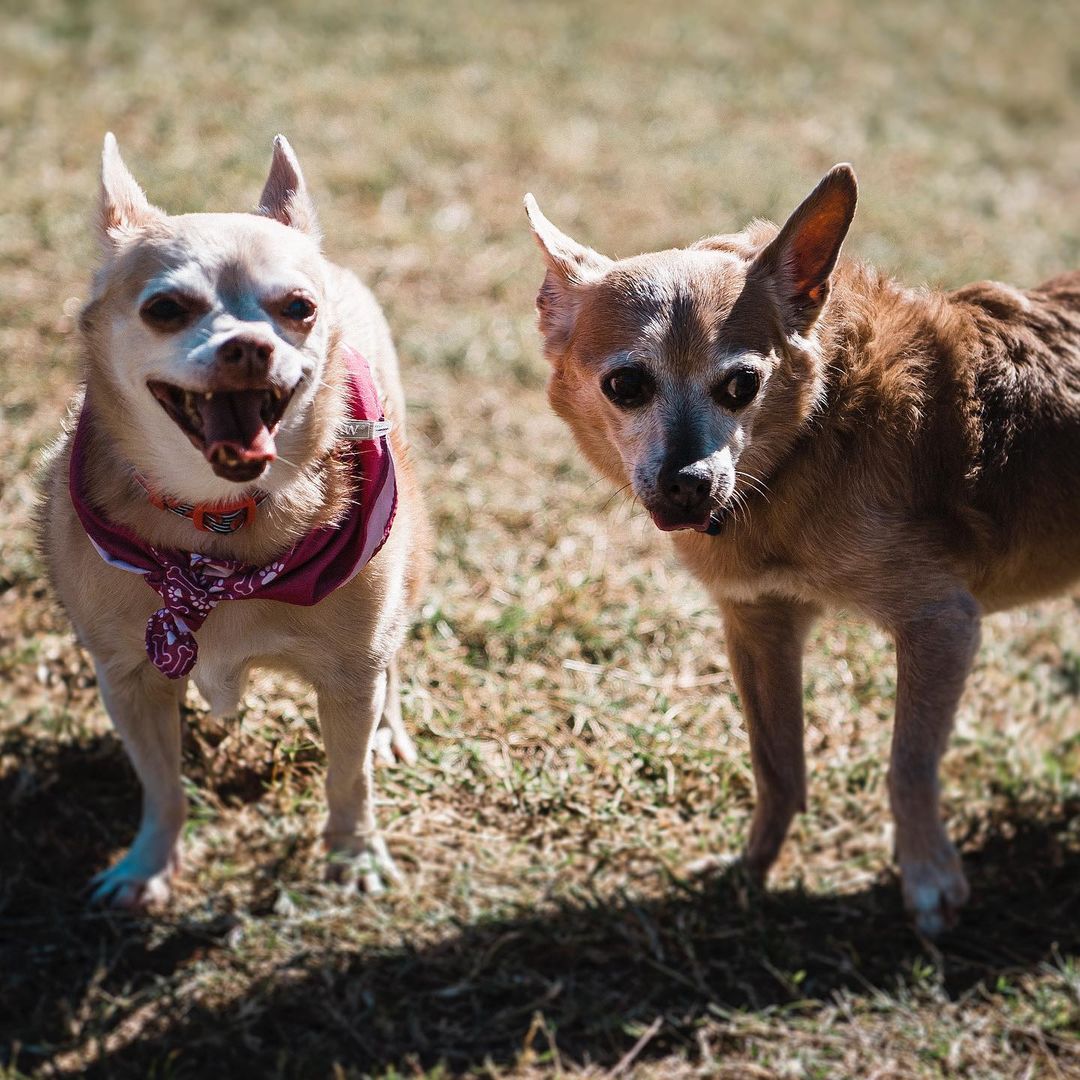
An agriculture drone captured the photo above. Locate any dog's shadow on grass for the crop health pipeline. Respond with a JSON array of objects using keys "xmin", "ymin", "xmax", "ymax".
[{"xmin": 2, "ymin": 728, "xmax": 1079, "ymax": 1078}]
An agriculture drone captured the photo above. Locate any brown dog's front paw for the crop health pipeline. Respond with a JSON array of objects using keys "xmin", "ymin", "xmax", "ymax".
[
  {"xmin": 682, "ymin": 851, "xmax": 743, "ymax": 880},
  {"xmin": 680, "ymin": 851, "xmax": 766, "ymax": 914},
  {"xmin": 900, "ymin": 845, "xmax": 970, "ymax": 937},
  {"xmin": 324, "ymin": 833, "xmax": 403, "ymax": 896}
]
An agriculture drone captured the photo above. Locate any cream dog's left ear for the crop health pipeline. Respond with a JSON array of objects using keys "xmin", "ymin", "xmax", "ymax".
[
  {"xmin": 99, "ymin": 133, "xmax": 165, "ymax": 252},
  {"xmin": 258, "ymin": 135, "xmax": 320, "ymax": 239},
  {"xmin": 524, "ymin": 194, "xmax": 612, "ymax": 352}
]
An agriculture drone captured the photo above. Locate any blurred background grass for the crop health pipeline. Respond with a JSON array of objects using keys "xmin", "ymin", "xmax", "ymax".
[{"xmin": 1, "ymin": 1, "xmax": 1079, "ymax": 1076}]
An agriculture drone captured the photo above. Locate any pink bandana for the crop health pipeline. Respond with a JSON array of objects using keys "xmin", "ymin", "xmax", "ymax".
[{"xmin": 68, "ymin": 346, "xmax": 397, "ymax": 679}]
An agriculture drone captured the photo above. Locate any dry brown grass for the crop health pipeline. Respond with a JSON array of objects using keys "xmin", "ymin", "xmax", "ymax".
[{"xmin": 2, "ymin": 1, "xmax": 1080, "ymax": 1076}]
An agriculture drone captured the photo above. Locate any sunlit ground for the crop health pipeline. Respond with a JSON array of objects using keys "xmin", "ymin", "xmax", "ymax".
[{"xmin": 1, "ymin": 1, "xmax": 1078, "ymax": 1075}]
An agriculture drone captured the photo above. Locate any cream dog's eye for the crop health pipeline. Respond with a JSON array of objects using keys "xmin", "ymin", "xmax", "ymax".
[
  {"xmin": 715, "ymin": 368, "xmax": 760, "ymax": 410},
  {"xmin": 140, "ymin": 294, "xmax": 191, "ymax": 331},
  {"xmin": 602, "ymin": 365, "xmax": 655, "ymax": 409},
  {"xmin": 279, "ymin": 294, "xmax": 317, "ymax": 323}
]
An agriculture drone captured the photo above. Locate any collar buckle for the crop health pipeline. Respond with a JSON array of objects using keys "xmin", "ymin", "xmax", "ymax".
[{"xmin": 192, "ymin": 495, "xmax": 258, "ymax": 533}]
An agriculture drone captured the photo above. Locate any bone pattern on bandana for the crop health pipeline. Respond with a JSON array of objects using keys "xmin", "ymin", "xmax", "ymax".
[
  {"xmin": 69, "ymin": 346, "xmax": 397, "ymax": 680},
  {"xmin": 142, "ymin": 553, "xmax": 286, "ymax": 678}
]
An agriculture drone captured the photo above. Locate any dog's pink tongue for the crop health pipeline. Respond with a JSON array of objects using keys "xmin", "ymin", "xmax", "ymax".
[{"xmin": 196, "ymin": 390, "xmax": 276, "ymax": 462}]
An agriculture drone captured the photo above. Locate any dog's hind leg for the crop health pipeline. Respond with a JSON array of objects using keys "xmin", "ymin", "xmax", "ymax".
[
  {"xmin": 317, "ymin": 667, "xmax": 402, "ymax": 894},
  {"xmin": 370, "ymin": 655, "xmax": 418, "ymax": 766},
  {"xmin": 89, "ymin": 659, "xmax": 186, "ymax": 911},
  {"xmin": 890, "ymin": 590, "xmax": 980, "ymax": 936},
  {"xmin": 721, "ymin": 597, "xmax": 819, "ymax": 881}
]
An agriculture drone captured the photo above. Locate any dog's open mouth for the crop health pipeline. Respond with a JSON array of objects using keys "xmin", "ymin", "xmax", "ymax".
[{"xmin": 147, "ymin": 381, "xmax": 296, "ymax": 483}]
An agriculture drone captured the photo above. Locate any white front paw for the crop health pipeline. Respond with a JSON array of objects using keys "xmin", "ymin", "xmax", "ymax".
[
  {"xmin": 89, "ymin": 843, "xmax": 181, "ymax": 911},
  {"xmin": 371, "ymin": 715, "xmax": 418, "ymax": 767},
  {"xmin": 900, "ymin": 843, "xmax": 970, "ymax": 937},
  {"xmin": 324, "ymin": 832, "xmax": 402, "ymax": 896}
]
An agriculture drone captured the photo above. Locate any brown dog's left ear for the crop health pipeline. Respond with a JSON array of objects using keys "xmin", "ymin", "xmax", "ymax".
[
  {"xmin": 524, "ymin": 194, "xmax": 612, "ymax": 353},
  {"xmin": 258, "ymin": 135, "xmax": 320, "ymax": 238},
  {"xmin": 753, "ymin": 164, "xmax": 858, "ymax": 333}
]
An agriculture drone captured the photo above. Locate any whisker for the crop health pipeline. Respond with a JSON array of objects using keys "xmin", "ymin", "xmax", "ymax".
[
  {"xmin": 600, "ymin": 482, "xmax": 634, "ymax": 515},
  {"xmin": 735, "ymin": 468, "xmax": 772, "ymax": 503}
]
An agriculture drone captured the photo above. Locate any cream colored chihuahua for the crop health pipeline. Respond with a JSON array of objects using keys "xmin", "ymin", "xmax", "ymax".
[
  {"xmin": 526, "ymin": 167, "xmax": 1080, "ymax": 934},
  {"xmin": 39, "ymin": 135, "xmax": 428, "ymax": 908}
]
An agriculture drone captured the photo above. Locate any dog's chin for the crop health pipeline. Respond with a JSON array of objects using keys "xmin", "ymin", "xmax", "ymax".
[
  {"xmin": 647, "ymin": 506, "xmax": 729, "ymax": 535},
  {"xmin": 648, "ymin": 510, "xmax": 710, "ymax": 533}
]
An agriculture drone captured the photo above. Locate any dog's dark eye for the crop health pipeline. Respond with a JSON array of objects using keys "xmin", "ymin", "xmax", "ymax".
[
  {"xmin": 140, "ymin": 295, "xmax": 189, "ymax": 330},
  {"xmin": 280, "ymin": 295, "xmax": 317, "ymax": 323},
  {"xmin": 715, "ymin": 368, "xmax": 760, "ymax": 410},
  {"xmin": 602, "ymin": 365, "xmax": 655, "ymax": 409}
]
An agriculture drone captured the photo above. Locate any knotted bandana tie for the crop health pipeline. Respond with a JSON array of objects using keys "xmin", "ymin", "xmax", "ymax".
[{"xmin": 68, "ymin": 346, "xmax": 397, "ymax": 679}]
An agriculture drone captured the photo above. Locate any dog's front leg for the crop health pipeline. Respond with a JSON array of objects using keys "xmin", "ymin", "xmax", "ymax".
[
  {"xmin": 721, "ymin": 597, "xmax": 819, "ymax": 881},
  {"xmin": 317, "ymin": 667, "xmax": 402, "ymax": 894},
  {"xmin": 890, "ymin": 590, "xmax": 980, "ymax": 936},
  {"xmin": 90, "ymin": 660, "xmax": 186, "ymax": 910}
]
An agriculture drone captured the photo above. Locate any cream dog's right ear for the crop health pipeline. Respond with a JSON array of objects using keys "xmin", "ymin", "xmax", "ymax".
[
  {"xmin": 523, "ymin": 194, "xmax": 611, "ymax": 352},
  {"xmin": 99, "ymin": 133, "xmax": 165, "ymax": 252},
  {"xmin": 257, "ymin": 134, "xmax": 320, "ymax": 239}
]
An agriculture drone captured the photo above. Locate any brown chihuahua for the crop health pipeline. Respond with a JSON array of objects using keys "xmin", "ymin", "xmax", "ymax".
[{"xmin": 525, "ymin": 166, "xmax": 1080, "ymax": 935}]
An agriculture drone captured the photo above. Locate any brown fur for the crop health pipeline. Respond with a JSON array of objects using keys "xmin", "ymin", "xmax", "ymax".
[
  {"xmin": 525, "ymin": 169, "xmax": 1080, "ymax": 934},
  {"xmin": 38, "ymin": 136, "xmax": 430, "ymax": 908}
]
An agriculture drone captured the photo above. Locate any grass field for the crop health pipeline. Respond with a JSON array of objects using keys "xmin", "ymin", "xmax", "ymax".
[{"xmin": 2, "ymin": 1, "xmax": 1080, "ymax": 1076}]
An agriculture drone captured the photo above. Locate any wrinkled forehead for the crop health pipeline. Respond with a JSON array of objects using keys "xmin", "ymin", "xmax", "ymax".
[
  {"xmin": 577, "ymin": 249, "xmax": 778, "ymax": 370},
  {"xmin": 99, "ymin": 213, "xmax": 324, "ymax": 302}
]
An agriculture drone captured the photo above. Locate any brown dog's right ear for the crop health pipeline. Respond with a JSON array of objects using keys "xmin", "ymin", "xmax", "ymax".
[
  {"xmin": 99, "ymin": 133, "xmax": 165, "ymax": 252},
  {"xmin": 524, "ymin": 194, "xmax": 611, "ymax": 352},
  {"xmin": 752, "ymin": 164, "xmax": 858, "ymax": 333}
]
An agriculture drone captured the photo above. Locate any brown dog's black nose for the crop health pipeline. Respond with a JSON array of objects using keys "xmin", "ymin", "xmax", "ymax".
[
  {"xmin": 216, "ymin": 335, "xmax": 274, "ymax": 378},
  {"xmin": 659, "ymin": 460, "xmax": 713, "ymax": 513}
]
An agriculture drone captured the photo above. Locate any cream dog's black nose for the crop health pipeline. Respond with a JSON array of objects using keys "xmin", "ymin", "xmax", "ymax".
[{"xmin": 217, "ymin": 334, "xmax": 274, "ymax": 378}]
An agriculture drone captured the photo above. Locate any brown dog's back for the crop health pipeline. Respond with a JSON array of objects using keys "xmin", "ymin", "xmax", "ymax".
[
  {"xmin": 766, "ymin": 260, "xmax": 1080, "ymax": 614},
  {"xmin": 952, "ymin": 272, "xmax": 1080, "ymax": 606}
]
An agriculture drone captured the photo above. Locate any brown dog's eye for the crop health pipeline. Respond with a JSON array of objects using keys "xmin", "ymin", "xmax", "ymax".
[
  {"xmin": 602, "ymin": 365, "xmax": 655, "ymax": 409},
  {"xmin": 715, "ymin": 368, "xmax": 760, "ymax": 410},
  {"xmin": 279, "ymin": 294, "xmax": 317, "ymax": 323},
  {"xmin": 140, "ymin": 295, "xmax": 190, "ymax": 330}
]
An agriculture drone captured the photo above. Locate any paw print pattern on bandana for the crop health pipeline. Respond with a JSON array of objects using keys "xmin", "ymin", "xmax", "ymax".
[{"xmin": 258, "ymin": 560, "xmax": 286, "ymax": 586}]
